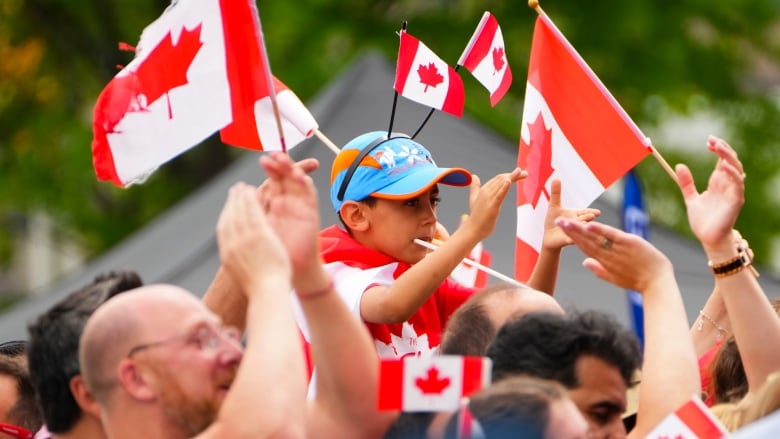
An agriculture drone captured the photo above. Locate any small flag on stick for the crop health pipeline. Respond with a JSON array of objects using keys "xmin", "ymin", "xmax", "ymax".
[{"xmin": 458, "ymin": 11, "xmax": 512, "ymax": 106}]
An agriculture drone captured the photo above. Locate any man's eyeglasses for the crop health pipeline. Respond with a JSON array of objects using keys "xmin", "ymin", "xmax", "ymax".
[
  {"xmin": 126, "ymin": 325, "xmax": 241, "ymax": 358},
  {"xmin": 0, "ymin": 423, "xmax": 34, "ymax": 439}
]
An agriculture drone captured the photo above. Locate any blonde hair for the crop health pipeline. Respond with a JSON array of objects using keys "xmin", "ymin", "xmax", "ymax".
[{"xmin": 711, "ymin": 371, "xmax": 780, "ymax": 431}]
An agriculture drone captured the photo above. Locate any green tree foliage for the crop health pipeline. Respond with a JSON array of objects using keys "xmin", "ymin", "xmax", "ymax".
[{"xmin": 2, "ymin": 0, "xmax": 780, "ymax": 278}]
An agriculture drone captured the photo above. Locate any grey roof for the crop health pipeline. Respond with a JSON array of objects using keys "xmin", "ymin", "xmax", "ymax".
[{"xmin": 1, "ymin": 53, "xmax": 777, "ymax": 340}]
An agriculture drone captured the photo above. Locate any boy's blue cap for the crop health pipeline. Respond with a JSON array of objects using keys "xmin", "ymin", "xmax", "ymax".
[{"xmin": 330, "ymin": 131, "xmax": 472, "ymax": 213}]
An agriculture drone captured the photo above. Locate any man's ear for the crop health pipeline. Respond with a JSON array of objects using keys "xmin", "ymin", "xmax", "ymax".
[
  {"xmin": 70, "ymin": 374, "xmax": 102, "ymax": 419},
  {"xmin": 340, "ymin": 201, "xmax": 370, "ymax": 232},
  {"xmin": 116, "ymin": 359, "xmax": 156, "ymax": 402}
]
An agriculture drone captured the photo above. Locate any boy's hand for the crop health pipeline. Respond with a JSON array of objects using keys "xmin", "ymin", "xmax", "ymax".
[
  {"xmin": 542, "ymin": 180, "xmax": 600, "ymax": 250},
  {"xmin": 466, "ymin": 168, "xmax": 527, "ymax": 239}
]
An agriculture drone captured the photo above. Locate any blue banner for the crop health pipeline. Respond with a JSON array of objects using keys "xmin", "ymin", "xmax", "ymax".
[{"xmin": 622, "ymin": 169, "xmax": 648, "ymax": 347}]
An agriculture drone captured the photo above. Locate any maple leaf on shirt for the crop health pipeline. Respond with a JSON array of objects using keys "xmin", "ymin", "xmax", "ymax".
[
  {"xmin": 415, "ymin": 366, "xmax": 451, "ymax": 395},
  {"xmin": 417, "ymin": 63, "xmax": 444, "ymax": 92},
  {"xmin": 492, "ymin": 46, "xmax": 505, "ymax": 74},
  {"xmin": 517, "ymin": 112, "xmax": 555, "ymax": 209}
]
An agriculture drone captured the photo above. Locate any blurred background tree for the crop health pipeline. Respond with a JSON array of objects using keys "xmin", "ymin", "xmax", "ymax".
[{"xmin": 1, "ymin": 0, "xmax": 779, "ymax": 297}]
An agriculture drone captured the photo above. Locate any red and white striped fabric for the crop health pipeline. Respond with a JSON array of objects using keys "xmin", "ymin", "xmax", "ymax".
[
  {"xmin": 377, "ymin": 355, "xmax": 491, "ymax": 412},
  {"xmin": 394, "ymin": 30, "xmax": 465, "ymax": 117},
  {"xmin": 514, "ymin": 14, "xmax": 651, "ymax": 280},
  {"xmin": 458, "ymin": 11, "xmax": 512, "ymax": 106},
  {"xmin": 647, "ymin": 397, "xmax": 728, "ymax": 439},
  {"xmin": 92, "ymin": 0, "xmax": 265, "ymax": 187}
]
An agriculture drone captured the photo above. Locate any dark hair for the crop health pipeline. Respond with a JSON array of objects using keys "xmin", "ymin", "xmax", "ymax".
[
  {"xmin": 443, "ymin": 377, "xmax": 568, "ymax": 439},
  {"xmin": 440, "ymin": 285, "xmax": 520, "ymax": 356},
  {"xmin": 0, "ymin": 340, "xmax": 27, "ymax": 359},
  {"xmin": 383, "ymin": 412, "xmax": 436, "ymax": 439},
  {"xmin": 709, "ymin": 337, "xmax": 747, "ymax": 404},
  {"xmin": 488, "ymin": 310, "xmax": 641, "ymax": 388},
  {"xmin": 27, "ymin": 270, "xmax": 142, "ymax": 433},
  {"xmin": 0, "ymin": 356, "xmax": 43, "ymax": 433}
]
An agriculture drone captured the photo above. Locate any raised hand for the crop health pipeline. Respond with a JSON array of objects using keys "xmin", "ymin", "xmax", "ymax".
[
  {"xmin": 541, "ymin": 180, "xmax": 600, "ymax": 251},
  {"xmin": 257, "ymin": 152, "xmax": 325, "ymax": 292},
  {"xmin": 466, "ymin": 168, "xmax": 527, "ymax": 239},
  {"xmin": 216, "ymin": 182, "xmax": 291, "ymax": 295},
  {"xmin": 675, "ymin": 136, "xmax": 745, "ymax": 251},
  {"xmin": 555, "ymin": 218, "xmax": 672, "ymax": 293}
]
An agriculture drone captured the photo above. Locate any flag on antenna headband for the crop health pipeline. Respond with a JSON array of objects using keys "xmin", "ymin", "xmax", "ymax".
[
  {"xmin": 394, "ymin": 30, "xmax": 465, "ymax": 117},
  {"xmin": 514, "ymin": 14, "xmax": 651, "ymax": 280},
  {"xmin": 647, "ymin": 397, "xmax": 727, "ymax": 439},
  {"xmin": 458, "ymin": 12, "xmax": 512, "ymax": 106},
  {"xmin": 377, "ymin": 355, "xmax": 491, "ymax": 412}
]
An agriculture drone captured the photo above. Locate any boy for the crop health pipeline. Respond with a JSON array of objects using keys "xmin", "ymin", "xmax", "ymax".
[{"xmin": 293, "ymin": 131, "xmax": 525, "ymax": 359}]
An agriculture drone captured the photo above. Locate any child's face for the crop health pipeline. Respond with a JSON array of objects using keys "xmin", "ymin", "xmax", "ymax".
[{"xmin": 362, "ymin": 185, "xmax": 441, "ymax": 264}]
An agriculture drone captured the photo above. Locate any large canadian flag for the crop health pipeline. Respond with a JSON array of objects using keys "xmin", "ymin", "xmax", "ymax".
[
  {"xmin": 514, "ymin": 14, "xmax": 651, "ymax": 280},
  {"xmin": 377, "ymin": 355, "xmax": 491, "ymax": 412},
  {"xmin": 91, "ymin": 0, "xmax": 313, "ymax": 187},
  {"xmin": 458, "ymin": 11, "xmax": 512, "ymax": 106},
  {"xmin": 394, "ymin": 30, "xmax": 465, "ymax": 117},
  {"xmin": 647, "ymin": 397, "xmax": 728, "ymax": 439}
]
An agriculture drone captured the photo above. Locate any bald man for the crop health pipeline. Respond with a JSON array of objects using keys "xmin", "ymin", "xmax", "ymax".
[
  {"xmin": 80, "ymin": 152, "xmax": 393, "ymax": 439},
  {"xmin": 439, "ymin": 283, "xmax": 564, "ymax": 356}
]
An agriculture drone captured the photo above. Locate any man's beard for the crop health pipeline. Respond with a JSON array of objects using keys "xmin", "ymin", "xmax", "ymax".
[{"xmin": 153, "ymin": 367, "xmax": 224, "ymax": 437}]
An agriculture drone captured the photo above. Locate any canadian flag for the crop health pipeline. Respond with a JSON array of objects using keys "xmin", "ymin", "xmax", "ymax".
[
  {"xmin": 457, "ymin": 11, "xmax": 512, "ymax": 106},
  {"xmin": 647, "ymin": 397, "xmax": 728, "ymax": 439},
  {"xmin": 91, "ymin": 0, "xmax": 300, "ymax": 187},
  {"xmin": 450, "ymin": 216, "xmax": 492, "ymax": 289},
  {"xmin": 514, "ymin": 14, "xmax": 651, "ymax": 280},
  {"xmin": 377, "ymin": 355, "xmax": 491, "ymax": 412},
  {"xmin": 394, "ymin": 30, "xmax": 465, "ymax": 117}
]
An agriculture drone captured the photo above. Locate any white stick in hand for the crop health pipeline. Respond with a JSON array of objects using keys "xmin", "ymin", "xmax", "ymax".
[{"xmin": 413, "ymin": 239, "xmax": 529, "ymax": 289}]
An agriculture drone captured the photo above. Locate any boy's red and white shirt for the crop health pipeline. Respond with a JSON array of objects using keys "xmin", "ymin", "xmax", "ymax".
[{"xmin": 292, "ymin": 225, "xmax": 473, "ymax": 359}]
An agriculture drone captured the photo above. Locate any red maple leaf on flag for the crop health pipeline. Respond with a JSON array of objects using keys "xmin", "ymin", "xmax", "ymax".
[
  {"xmin": 517, "ymin": 113, "xmax": 554, "ymax": 208},
  {"xmin": 415, "ymin": 366, "xmax": 451, "ymax": 395},
  {"xmin": 134, "ymin": 25, "xmax": 203, "ymax": 117},
  {"xmin": 492, "ymin": 47, "xmax": 505, "ymax": 74},
  {"xmin": 417, "ymin": 63, "xmax": 444, "ymax": 92}
]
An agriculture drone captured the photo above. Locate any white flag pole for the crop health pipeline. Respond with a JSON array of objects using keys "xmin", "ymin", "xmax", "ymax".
[
  {"xmin": 413, "ymin": 239, "xmax": 529, "ymax": 289},
  {"xmin": 249, "ymin": 1, "xmax": 287, "ymax": 152}
]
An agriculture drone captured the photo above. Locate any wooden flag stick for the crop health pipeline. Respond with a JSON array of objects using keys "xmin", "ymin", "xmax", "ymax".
[
  {"xmin": 313, "ymin": 128, "xmax": 341, "ymax": 155},
  {"xmin": 251, "ymin": 3, "xmax": 287, "ymax": 152},
  {"xmin": 649, "ymin": 145, "xmax": 679, "ymax": 184},
  {"xmin": 413, "ymin": 239, "xmax": 529, "ymax": 289}
]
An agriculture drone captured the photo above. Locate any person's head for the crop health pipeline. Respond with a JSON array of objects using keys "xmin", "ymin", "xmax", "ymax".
[
  {"xmin": 442, "ymin": 376, "xmax": 589, "ymax": 439},
  {"xmin": 0, "ymin": 355, "xmax": 42, "ymax": 438},
  {"xmin": 487, "ymin": 310, "xmax": 642, "ymax": 439},
  {"xmin": 440, "ymin": 284, "xmax": 563, "ymax": 356},
  {"xmin": 708, "ymin": 337, "xmax": 748, "ymax": 405},
  {"xmin": 27, "ymin": 270, "xmax": 142, "ymax": 434},
  {"xmin": 330, "ymin": 131, "xmax": 472, "ymax": 264},
  {"xmin": 80, "ymin": 284, "xmax": 243, "ymax": 437}
]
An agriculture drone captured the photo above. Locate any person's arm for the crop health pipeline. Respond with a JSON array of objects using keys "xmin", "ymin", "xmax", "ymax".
[
  {"xmin": 556, "ymin": 218, "xmax": 699, "ymax": 438},
  {"xmin": 678, "ymin": 136, "xmax": 780, "ymax": 396},
  {"xmin": 526, "ymin": 180, "xmax": 600, "ymax": 295},
  {"xmin": 200, "ymin": 182, "xmax": 306, "ymax": 439},
  {"xmin": 360, "ymin": 168, "xmax": 526, "ymax": 324},
  {"xmin": 202, "ymin": 158, "xmax": 320, "ymax": 333},
  {"xmin": 259, "ymin": 152, "xmax": 397, "ymax": 438}
]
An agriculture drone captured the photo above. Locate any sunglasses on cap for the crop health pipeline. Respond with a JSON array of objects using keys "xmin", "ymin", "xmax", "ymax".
[{"xmin": 335, "ymin": 133, "xmax": 411, "ymax": 202}]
